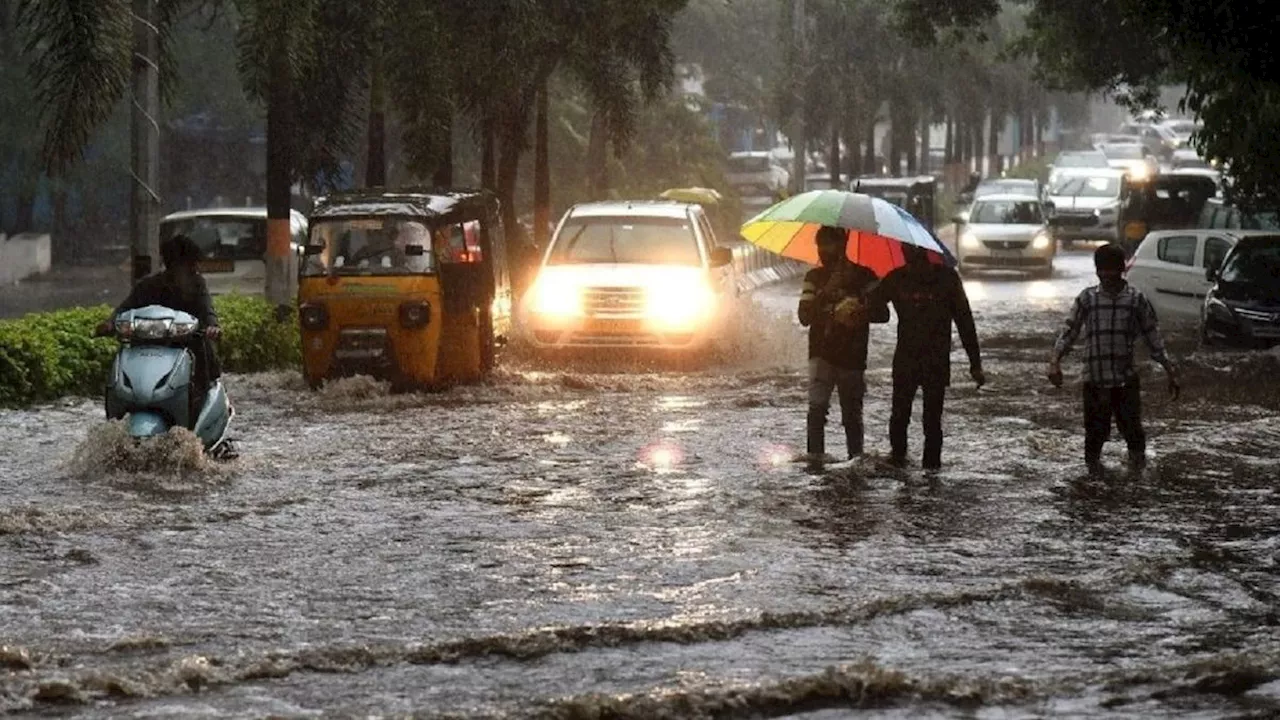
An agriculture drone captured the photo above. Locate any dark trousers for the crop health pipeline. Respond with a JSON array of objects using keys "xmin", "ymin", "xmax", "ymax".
[
  {"xmin": 1083, "ymin": 379, "xmax": 1146, "ymax": 464},
  {"xmin": 189, "ymin": 338, "xmax": 222, "ymax": 419},
  {"xmin": 890, "ymin": 374, "xmax": 946, "ymax": 468},
  {"xmin": 807, "ymin": 359, "xmax": 866, "ymax": 457}
]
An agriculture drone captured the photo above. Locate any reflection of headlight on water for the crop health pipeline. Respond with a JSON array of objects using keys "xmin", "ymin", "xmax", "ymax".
[
  {"xmin": 963, "ymin": 281, "xmax": 987, "ymax": 300},
  {"xmin": 641, "ymin": 443, "xmax": 683, "ymax": 470},
  {"xmin": 1026, "ymin": 281, "xmax": 1057, "ymax": 299}
]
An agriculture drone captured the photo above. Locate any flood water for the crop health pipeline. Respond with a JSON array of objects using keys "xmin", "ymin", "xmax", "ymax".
[{"xmin": 4, "ymin": 250, "xmax": 1280, "ymax": 718}]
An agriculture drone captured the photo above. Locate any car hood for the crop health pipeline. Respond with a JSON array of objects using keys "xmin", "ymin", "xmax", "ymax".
[
  {"xmin": 537, "ymin": 263, "xmax": 707, "ymax": 287},
  {"xmin": 1214, "ymin": 280, "xmax": 1280, "ymax": 308},
  {"xmin": 1048, "ymin": 195, "xmax": 1117, "ymax": 211},
  {"xmin": 967, "ymin": 223, "xmax": 1044, "ymax": 241}
]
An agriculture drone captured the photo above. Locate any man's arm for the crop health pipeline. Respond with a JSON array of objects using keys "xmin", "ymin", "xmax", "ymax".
[
  {"xmin": 1051, "ymin": 293, "xmax": 1088, "ymax": 363},
  {"xmin": 854, "ymin": 267, "xmax": 891, "ymax": 323},
  {"xmin": 195, "ymin": 276, "xmax": 219, "ymax": 329},
  {"xmin": 798, "ymin": 271, "xmax": 819, "ymax": 327},
  {"xmin": 949, "ymin": 270, "xmax": 982, "ymax": 373},
  {"xmin": 1135, "ymin": 293, "xmax": 1170, "ymax": 367}
]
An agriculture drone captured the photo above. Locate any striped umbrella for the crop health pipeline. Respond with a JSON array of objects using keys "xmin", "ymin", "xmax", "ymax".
[{"xmin": 740, "ymin": 190, "xmax": 955, "ymax": 277}]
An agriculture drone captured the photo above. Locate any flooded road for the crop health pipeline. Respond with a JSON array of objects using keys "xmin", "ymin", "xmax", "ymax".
[{"xmin": 4, "ymin": 250, "xmax": 1280, "ymax": 718}]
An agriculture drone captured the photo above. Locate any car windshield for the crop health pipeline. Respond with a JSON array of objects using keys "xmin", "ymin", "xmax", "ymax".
[
  {"xmin": 1049, "ymin": 175, "xmax": 1120, "ymax": 198},
  {"xmin": 1055, "ymin": 153, "xmax": 1107, "ymax": 168},
  {"xmin": 728, "ymin": 156, "xmax": 770, "ymax": 174},
  {"xmin": 304, "ymin": 217, "xmax": 436, "ymax": 276},
  {"xmin": 970, "ymin": 200, "xmax": 1043, "ymax": 224},
  {"xmin": 548, "ymin": 216, "xmax": 701, "ymax": 266},
  {"xmin": 162, "ymin": 216, "xmax": 265, "ymax": 262},
  {"xmin": 1103, "ymin": 144, "xmax": 1143, "ymax": 160},
  {"xmin": 976, "ymin": 180, "xmax": 1036, "ymax": 197},
  {"xmin": 1220, "ymin": 239, "xmax": 1280, "ymax": 287}
]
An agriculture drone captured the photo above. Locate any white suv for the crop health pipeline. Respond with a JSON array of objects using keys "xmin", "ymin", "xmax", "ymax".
[{"xmin": 522, "ymin": 201, "xmax": 737, "ymax": 352}]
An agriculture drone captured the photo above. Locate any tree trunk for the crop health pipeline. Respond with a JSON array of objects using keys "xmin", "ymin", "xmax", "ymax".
[
  {"xmin": 14, "ymin": 192, "xmax": 34, "ymax": 232},
  {"xmin": 944, "ymin": 114, "xmax": 954, "ymax": 165},
  {"xmin": 919, "ymin": 112, "xmax": 931, "ymax": 175},
  {"xmin": 431, "ymin": 112, "xmax": 453, "ymax": 187},
  {"xmin": 973, "ymin": 115, "xmax": 986, "ymax": 176},
  {"xmin": 365, "ymin": 52, "xmax": 386, "ymax": 187},
  {"xmin": 533, "ymin": 77, "xmax": 551, "ymax": 252},
  {"xmin": 905, "ymin": 111, "xmax": 918, "ymax": 175},
  {"xmin": 586, "ymin": 110, "xmax": 609, "ymax": 200},
  {"xmin": 130, "ymin": 0, "xmax": 160, "ymax": 282},
  {"xmin": 887, "ymin": 100, "xmax": 901, "ymax": 177},
  {"xmin": 265, "ymin": 14, "xmax": 294, "ymax": 308},
  {"xmin": 496, "ymin": 112, "xmax": 529, "ymax": 297},
  {"xmin": 1035, "ymin": 112, "xmax": 1045, "ymax": 157},
  {"xmin": 480, "ymin": 113, "xmax": 496, "ymax": 191},
  {"xmin": 828, "ymin": 122, "xmax": 841, "ymax": 186},
  {"xmin": 988, "ymin": 111, "xmax": 1002, "ymax": 176},
  {"xmin": 863, "ymin": 122, "xmax": 876, "ymax": 175},
  {"xmin": 843, "ymin": 119, "xmax": 861, "ymax": 179}
]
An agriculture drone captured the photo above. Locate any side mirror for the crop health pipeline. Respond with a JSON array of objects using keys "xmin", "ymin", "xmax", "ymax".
[
  {"xmin": 710, "ymin": 246, "xmax": 733, "ymax": 268},
  {"xmin": 1206, "ymin": 265, "xmax": 1219, "ymax": 282},
  {"xmin": 404, "ymin": 244, "xmax": 426, "ymax": 257},
  {"xmin": 303, "ymin": 244, "xmax": 325, "ymax": 256},
  {"xmin": 951, "ymin": 211, "xmax": 970, "ymax": 225}
]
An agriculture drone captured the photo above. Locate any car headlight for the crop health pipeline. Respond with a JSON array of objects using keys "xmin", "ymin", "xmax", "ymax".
[
  {"xmin": 960, "ymin": 231, "xmax": 981, "ymax": 249},
  {"xmin": 531, "ymin": 277, "xmax": 583, "ymax": 317},
  {"xmin": 1031, "ymin": 232, "xmax": 1052, "ymax": 250},
  {"xmin": 1206, "ymin": 298, "xmax": 1237, "ymax": 324},
  {"xmin": 646, "ymin": 280, "xmax": 715, "ymax": 330}
]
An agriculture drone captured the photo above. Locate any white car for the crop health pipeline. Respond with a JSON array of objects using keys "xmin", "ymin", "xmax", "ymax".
[
  {"xmin": 1126, "ymin": 229, "xmax": 1240, "ymax": 321},
  {"xmin": 727, "ymin": 151, "xmax": 789, "ymax": 216},
  {"xmin": 1099, "ymin": 142, "xmax": 1159, "ymax": 181},
  {"xmin": 1044, "ymin": 168, "xmax": 1127, "ymax": 243},
  {"xmin": 160, "ymin": 207, "xmax": 307, "ymax": 297},
  {"xmin": 523, "ymin": 201, "xmax": 737, "ymax": 352},
  {"xmin": 954, "ymin": 194, "xmax": 1055, "ymax": 277}
]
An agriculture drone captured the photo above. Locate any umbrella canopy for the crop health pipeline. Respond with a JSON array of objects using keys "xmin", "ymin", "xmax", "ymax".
[{"xmin": 740, "ymin": 190, "xmax": 954, "ymax": 277}]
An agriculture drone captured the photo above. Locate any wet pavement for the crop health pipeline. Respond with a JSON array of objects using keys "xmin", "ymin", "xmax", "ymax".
[{"xmin": 4, "ymin": 250, "xmax": 1280, "ymax": 718}]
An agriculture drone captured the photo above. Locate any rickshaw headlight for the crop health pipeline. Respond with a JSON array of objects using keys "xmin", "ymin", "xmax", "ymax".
[
  {"xmin": 398, "ymin": 301, "xmax": 431, "ymax": 329},
  {"xmin": 300, "ymin": 303, "xmax": 329, "ymax": 331}
]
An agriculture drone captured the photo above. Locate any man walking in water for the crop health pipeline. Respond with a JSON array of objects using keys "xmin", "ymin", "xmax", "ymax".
[
  {"xmin": 864, "ymin": 244, "xmax": 984, "ymax": 470},
  {"xmin": 1049, "ymin": 243, "xmax": 1180, "ymax": 472},
  {"xmin": 798, "ymin": 226, "xmax": 888, "ymax": 461}
]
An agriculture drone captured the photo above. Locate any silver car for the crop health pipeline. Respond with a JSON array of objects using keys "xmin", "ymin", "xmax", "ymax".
[{"xmin": 953, "ymin": 194, "xmax": 1055, "ymax": 277}]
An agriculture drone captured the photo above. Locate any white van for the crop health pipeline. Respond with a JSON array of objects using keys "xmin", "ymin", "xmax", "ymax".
[{"xmin": 159, "ymin": 208, "xmax": 307, "ymax": 297}]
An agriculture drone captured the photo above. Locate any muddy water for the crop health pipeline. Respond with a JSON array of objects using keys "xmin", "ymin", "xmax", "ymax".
[{"xmin": 4, "ymin": 251, "xmax": 1280, "ymax": 718}]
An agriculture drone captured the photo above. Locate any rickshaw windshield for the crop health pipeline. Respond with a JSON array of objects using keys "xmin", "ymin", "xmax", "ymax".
[{"xmin": 304, "ymin": 216, "xmax": 436, "ymax": 276}]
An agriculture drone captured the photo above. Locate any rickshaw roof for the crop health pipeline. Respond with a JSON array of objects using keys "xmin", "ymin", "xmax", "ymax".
[
  {"xmin": 310, "ymin": 188, "xmax": 498, "ymax": 222},
  {"xmin": 853, "ymin": 176, "xmax": 937, "ymax": 191}
]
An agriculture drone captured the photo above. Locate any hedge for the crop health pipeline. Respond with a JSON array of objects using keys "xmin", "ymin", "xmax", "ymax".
[{"xmin": 0, "ymin": 296, "xmax": 301, "ymax": 408}]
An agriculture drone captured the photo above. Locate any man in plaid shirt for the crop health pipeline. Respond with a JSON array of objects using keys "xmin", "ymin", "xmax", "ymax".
[{"xmin": 1049, "ymin": 244, "xmax": 1180, "ymax": 471}]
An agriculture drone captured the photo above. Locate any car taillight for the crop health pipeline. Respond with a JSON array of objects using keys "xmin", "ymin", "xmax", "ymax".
[
  {"xmin": 299, "ymin": 303, "xmax": 328, "ymax": 331},
  {"xmin": 398, "ymin": 301, "xmax": 431, "ymax": 329}
]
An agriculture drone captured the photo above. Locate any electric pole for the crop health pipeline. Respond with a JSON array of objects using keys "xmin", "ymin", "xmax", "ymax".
[
  {"xmin": 789, "ymin": 0, "xmax": 808, "ymax": 196},
  {"xmin": 130, "ymin": 0, "xmax": 160, "ymax": 281}
]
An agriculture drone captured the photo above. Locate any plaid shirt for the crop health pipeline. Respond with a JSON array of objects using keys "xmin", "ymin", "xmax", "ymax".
[{"xmin": 1053, "ymin": 283, "xmax": 1170, "ymax": 387}]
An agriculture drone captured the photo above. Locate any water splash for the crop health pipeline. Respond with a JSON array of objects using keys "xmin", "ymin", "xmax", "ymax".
[{"xmin": 64, "ymin": 421, "xmax": 229, "ymax": 493}]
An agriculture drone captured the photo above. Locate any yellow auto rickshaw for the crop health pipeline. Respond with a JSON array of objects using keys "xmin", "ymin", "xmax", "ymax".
[{"xmin": 298, "ymin": 189, "xmax": 513, "ymax": 389}]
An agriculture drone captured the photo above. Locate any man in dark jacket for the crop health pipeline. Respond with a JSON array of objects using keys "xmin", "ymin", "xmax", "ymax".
[
  {"xmin": 799, "ymin": 225, "xmax": 889, "ymax": 460},
  {"xmin": 100, "ymin": 235, "xmax": 223, "ymax": 398},
  {"xmin": 864, "ymin": 244, "xmax": 984, "ymax": 470}
]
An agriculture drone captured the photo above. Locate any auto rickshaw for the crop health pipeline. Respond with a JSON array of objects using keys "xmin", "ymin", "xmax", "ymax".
[
  {"xmin": 1117, "ymin": 173, "xmax": 1218, "ymax": 255},
  {"xmin": 298, "ymin": 189, "xmax": 513, "ymax": 389},
  {"xmin": 851, "ymin": 175, "xmax": 938, "ymax": 229}
]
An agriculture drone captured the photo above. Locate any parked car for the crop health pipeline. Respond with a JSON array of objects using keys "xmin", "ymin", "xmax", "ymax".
[
  {"xmin": 1202, "ymin": 233, "xmax": 1280, "ymax": 347},
  {"xmin": 1170, "ymin": 148, "xmax": 1212, "ymax": 171},
  {"xmin": 1127, "ymin": 230, "xmax": 1238, "ymax": 321},
  {"xmin": 1118, "ymin": 122, "xmax": 1180, "ymax": 161},
  {"xmin": 727, "ymin": 151, "xmax": 789, "ymax": 215},
  {"xmin": 1099, "ymin": 142, "xmax": 1160, "ymax": 181},
  {"xmin": 1044, "ymin": 168, "xmax": 1127, "ymax": 244},
  {"xmin": 1160, "ymin": 118, "xmax": 1201, "ymax": 147},
  {"xmin": 522, "ymin": 201, "xmax": 737, "ymax": 353},
  {"xmin": 953, "ymin": 194, "xmax": 1055, "ymax": 277},
  {"xmin": 159, "ymin": 207, "xmax": 307, "ymax": 297},
  {"xmin": 1047, "ymin": 150, "xmax": 1110, "ymax": 188}
]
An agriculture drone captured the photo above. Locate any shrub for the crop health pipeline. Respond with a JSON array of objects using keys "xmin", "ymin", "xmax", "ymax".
[{"xmin": 0, "ymin": 296, "xmax": 300, "ymax": 408}]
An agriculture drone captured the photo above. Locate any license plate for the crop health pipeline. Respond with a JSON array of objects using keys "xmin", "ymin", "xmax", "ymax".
[
  {"xmin": 586, "ymin": 318, "xmax": 643, "ymax": 335},
  {"xmin": 199, "ymin": 259, "xmax": 234, "ymax": 274}
]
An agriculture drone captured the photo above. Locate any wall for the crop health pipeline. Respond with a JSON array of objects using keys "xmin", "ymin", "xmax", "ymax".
[{"xmin": 0, "ymin": 233, "xmax": 53, "ymax": 285}]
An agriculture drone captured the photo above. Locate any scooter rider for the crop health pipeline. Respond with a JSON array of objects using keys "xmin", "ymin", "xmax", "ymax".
[{"xmin": 98, "ymin": 235, "xmax": 223, "ymax": 402}]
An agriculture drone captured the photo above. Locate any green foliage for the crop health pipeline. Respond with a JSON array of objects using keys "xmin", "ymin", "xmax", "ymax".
[{"xmin": 0, "ymin": 296, "xmax": 300, "ymax": 408}]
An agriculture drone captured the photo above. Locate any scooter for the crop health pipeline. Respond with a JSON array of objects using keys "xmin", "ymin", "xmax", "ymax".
[{"xmin": 99, "ymin": 305, "xmax": 235, "ymax": 457}]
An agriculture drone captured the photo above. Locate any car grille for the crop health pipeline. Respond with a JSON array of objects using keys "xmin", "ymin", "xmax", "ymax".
[
  {"xmin": 336, "ymin": 327, "xmax": 389, "ymax": 359},
  {"xmin": 1235, "ymin": 308, "xmax": 1280, "ymax": 325},
  {"xmin": 982, "ymin": 240, "xmax": 1031, "ymax": 250},
  {"xmin": 583, "ymin": 287, "xmax": 646, "ymax": 316}
]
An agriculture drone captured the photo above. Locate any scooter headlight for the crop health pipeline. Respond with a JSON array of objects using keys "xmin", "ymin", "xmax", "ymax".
[{"xmin": 132, "ymin": 318, "xmax": 170, "ymax": 340}]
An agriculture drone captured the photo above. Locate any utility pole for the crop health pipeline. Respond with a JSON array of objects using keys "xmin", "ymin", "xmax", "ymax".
[
  {"xmin": 265, "ymin": 15, "xmax": 293, "ymax": 310},
  {"xmin": 789, "ymin": 0, "xmax": 807, "ymax": 196},
  {"xmin": 130, "ymin": 0, "xmax": 160, "ymax": 282}
]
